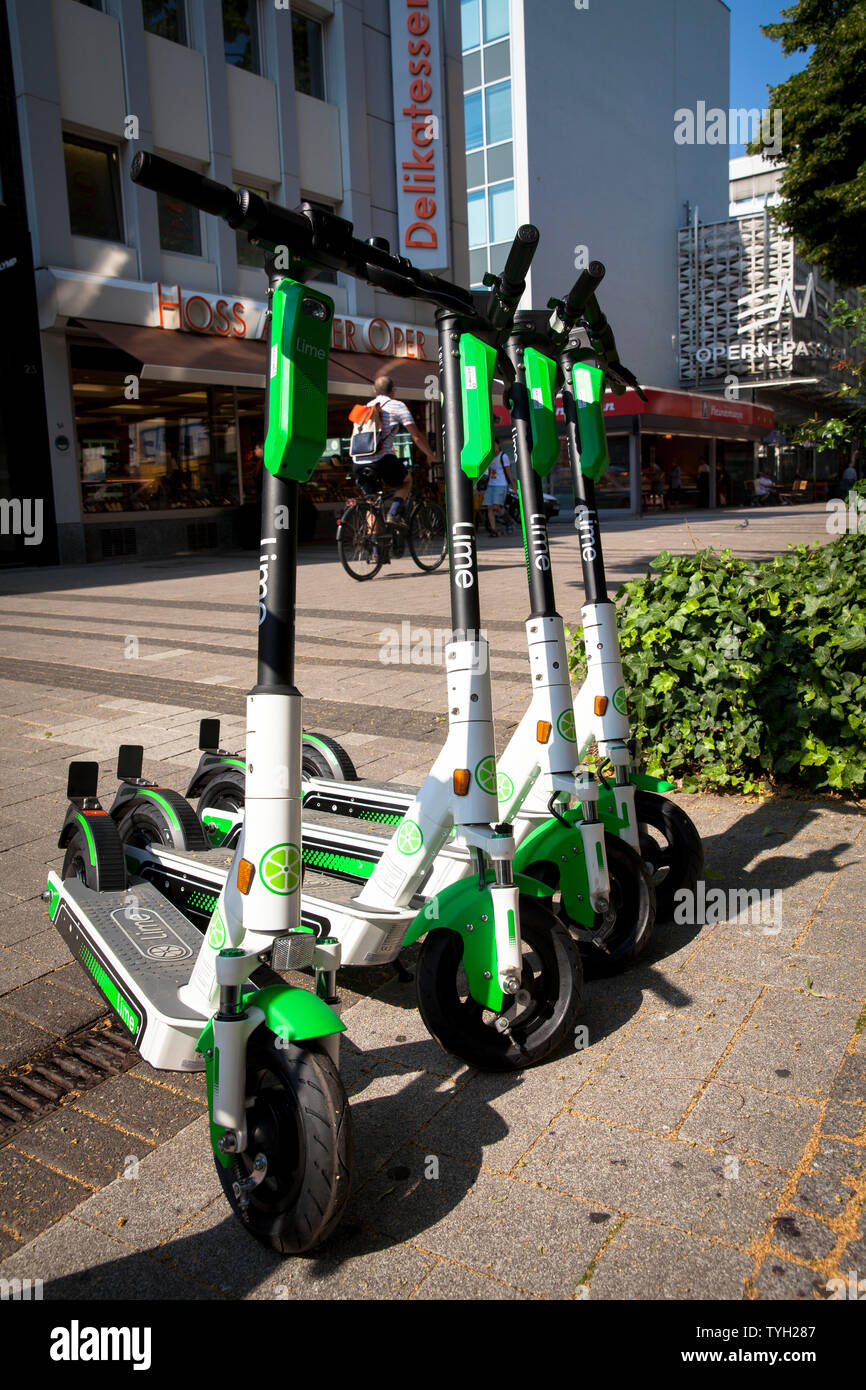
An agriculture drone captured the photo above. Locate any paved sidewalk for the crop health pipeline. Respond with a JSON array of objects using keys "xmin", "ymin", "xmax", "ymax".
[{"xmin": 0, "ymin": 503, "xmax": 863, "ymax": 1299}]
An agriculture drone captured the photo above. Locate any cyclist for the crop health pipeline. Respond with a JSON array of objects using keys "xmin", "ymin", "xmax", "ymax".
[{"xmin": 353, "ymin": 375, "xmax": 436, "ymax": 532}]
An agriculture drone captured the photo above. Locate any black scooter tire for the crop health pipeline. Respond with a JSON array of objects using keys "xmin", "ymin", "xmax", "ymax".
[
  {"xmin": 216, "ymin": 1033, "xmax": 353, "ymax": 1254},
  {"xmin": 415, "ymin": 898, "xmax": 583, "ymax": 1072},
  {"xmin": 634, "ymin": 790, "xmax": 704, "ymax": 922}
]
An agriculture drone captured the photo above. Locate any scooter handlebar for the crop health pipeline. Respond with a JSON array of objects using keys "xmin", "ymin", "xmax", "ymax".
[
  {"xmin": 563, "ymin": 261, "xmax": 606, "ymax": 322},
  {"xmin": 131, "ymin": 151, "xmax": 239, "ymax": 222}
]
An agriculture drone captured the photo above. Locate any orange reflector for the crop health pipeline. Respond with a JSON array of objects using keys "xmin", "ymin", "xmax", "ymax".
[
  {"xmin": 237, "ymin": 859, "xmax": 254, "ymax": 894},
  {"xmin": 536, "ymin": 720, "xmax": 552, "ymax": 743},
  {"xmin": 594, "ymin": 696, "xmax": 608, "ymax": 716},
  {"xmin": 453, "ymin": 769, "xmax": 471, "ymax": 795}
]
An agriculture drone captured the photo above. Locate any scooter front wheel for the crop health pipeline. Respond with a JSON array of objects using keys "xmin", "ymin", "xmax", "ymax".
[
  {"xmin": 524, "ymin": 834, "xmax": 655, "ymax": 978},
  {"xmin": 634, "ymin": 790, "xmax": 703, "ymax": 921},
  {"xmin": 217, "ymin": 1032, "xmax": 353, "ymax": 1254},
  {"xmin": 415, "ymin": 899, "xmax": 583, "ymax": 1072},
  {"xmin": 197, "ymin": 770, "xmax": 245, "ymax": 848}
]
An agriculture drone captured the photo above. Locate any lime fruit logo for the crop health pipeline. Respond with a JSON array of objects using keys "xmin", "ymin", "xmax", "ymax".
[
  {"xmin": 259, "ymin": 842, "xmax": 301, "ymax": 895},
  {"xmin": 557, "ymin": 710, "xmax": 576, "ymax": 742},
  {"xmin": 207, "ymin": 910, "xmax": 226, "ymax": 950},
  {"xmin": 475, "ymin": 755, "xmax": 499, "ymax": 795},
  {"xmin": 612, "ymin": 686, "xmax": 628, "ymax": 715},
  {"xmin": 497, "ymin": 771, "xmax": 514, "ymax": 804},
  {"xmin": 396, "ymin": 819, "xmax": 423, "ymax": 855}
]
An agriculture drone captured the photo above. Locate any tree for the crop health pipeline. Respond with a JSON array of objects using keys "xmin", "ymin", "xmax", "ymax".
[
  {"xmin": 752, "ymin": 0, "xmax": 866, "ymax": 286},
  {"xmin": 793, "ymin": 298, "xmax": 866, "ymax": 453}
]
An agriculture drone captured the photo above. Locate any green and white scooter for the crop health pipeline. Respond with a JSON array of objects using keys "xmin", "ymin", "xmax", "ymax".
[
  {"xmin": 107, "ymin": 156, "xmax": 585, "ymax": 1073},
  {"xmin": 187, "ymin": 269, "xmax": 694, "ymax": 960},
  {"xmin": 46, "ymin": 153, "xmax": 357, "ymax": 1253}
]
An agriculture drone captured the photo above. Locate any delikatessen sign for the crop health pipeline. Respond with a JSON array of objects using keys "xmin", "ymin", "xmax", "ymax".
[{"xmin": 389, "ymin": 0, "xmax": 449, "ymax": 271}]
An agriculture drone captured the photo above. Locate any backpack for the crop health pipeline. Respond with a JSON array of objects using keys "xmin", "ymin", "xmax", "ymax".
[{"xmin": 348, "ymin": 401, "xmax": 384, "ymax": 460}]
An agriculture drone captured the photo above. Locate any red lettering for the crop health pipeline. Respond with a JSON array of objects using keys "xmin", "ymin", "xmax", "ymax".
[
  {"xmin": 408, "ymin": 38, "xmax": 431, "ymax": 58},
  {"xmin": 157, "ymin": 282, "xmax": 181, "ymax": 329},
  {"xmin": 405, "ymin": 222, "xmax": 437, "ymax": 251},
  {"xmin": 366, "ymin": 317, "xmax": 392, "ymax": 354},
  {"xmin": 213, "ymin": 298, "xmax": 231, "ymax": 336},
  {"xmin": 344, "ymin": 318, "xmax": 357, "ymax": 351},
  {"xmin": 410, "ymin": 80, "xmax": 432, "ymax": 104},
  {"xmin": 409, "ymin": 57, "xmax": 432, "ymax": 77},
  {"xmin": 231, "ymin": 302, "xmax": 246, "ymax": 337},
  {"xmin": 332, "ymin": 316, "xmax": 344, "ymax": 350},
  {"xmin": 416, "ymin": 331, "xmax": 427, "ymax": 359},
  {"xmin": 393, "ymin": 325, "xmax": 405, "ymax": 357},
  {"xmin": 184, "ymin": 295, "xmax": 214, "ymax": 332},
  {"xmin": 408, "ymin": 10, "xmax": 429, "ymax": 34},
  {"xmin": 415, "ymin": 196, "xmax": 436, "ymax": 219},
  {"xmin": 405, "ymin": 328, "xmax": 416, "ymax": 358}
]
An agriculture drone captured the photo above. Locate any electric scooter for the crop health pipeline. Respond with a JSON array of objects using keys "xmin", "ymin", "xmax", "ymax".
[
  {"xmin": 45, "ymin": 153, "xmax": 360, "ymax": 1253},
  {"xmin": 105, "ymin": 156, "xmax": 584, "ymax": 1072},
  {"xmin": 187, "ymin": 270, "xmax": 673, "ymax": 969}
]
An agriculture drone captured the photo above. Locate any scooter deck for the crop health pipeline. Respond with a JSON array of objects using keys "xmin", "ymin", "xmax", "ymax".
[{"xmin": 49, "ymin": 874, "xmax": 208, "ymax": 1070}]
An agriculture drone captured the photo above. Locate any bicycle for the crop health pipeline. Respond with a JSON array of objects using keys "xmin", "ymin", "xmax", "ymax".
[{"xmin": 337, "ymin": 460, "xmax": 446, "ymax": 580}]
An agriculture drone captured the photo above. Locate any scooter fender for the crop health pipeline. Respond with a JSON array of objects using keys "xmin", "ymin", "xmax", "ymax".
[
  {"xmin": 197, "ymin": 984, "xmax": 345, "ymax": 1166},
  {"xmin": 630, "ymin": 772, "xmax": 677, "ymax": 793},
  {"xmin": 185, "ymin": 753, "xmax": 244, "ymax": 800},
  {"xmin": 402, "ymin": 874, "xmax": 552, "ymax": 1014},
  {"xmin": 512, "ymin": 816, "xmax": 596, "ymax": 929}
]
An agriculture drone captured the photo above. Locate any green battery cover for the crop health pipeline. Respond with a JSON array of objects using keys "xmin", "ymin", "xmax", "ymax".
[
  {"xmin": 458, "ymin": 333, "xmax": 497, "ymax": 478},
  {"xmin": 264, "ymin": 280, "xmax": 333, "ymax": 483},
  {"xmin": 572, "ymin": 363, "xmax": 611, "ymax": 481},
  {"xmin": 523, "ymin": 346, "xmax": 559, "ymax": 478}
]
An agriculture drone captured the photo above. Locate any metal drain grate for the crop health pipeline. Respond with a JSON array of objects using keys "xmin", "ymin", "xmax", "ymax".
[{"xmin": 0, "ymin": 1018, "xmax": 138, "ymax": 1145}]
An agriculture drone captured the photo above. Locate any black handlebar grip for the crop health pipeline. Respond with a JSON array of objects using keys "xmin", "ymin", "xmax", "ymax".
[
  {"xmin": 130, "ymin": 151, "xmax": 238, "ymax": 222},
  {"xmin": 500, "ymin": 224, "xmax": 539, "ymax": 293},
  {"xmin": 564, "ymin": 260, "xmax": 606, "ymax": 320}
]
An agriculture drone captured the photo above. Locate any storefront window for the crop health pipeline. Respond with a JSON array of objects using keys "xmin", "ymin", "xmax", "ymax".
[
  {"xmin": 63, "ymin": 138, "xmax": 123, "ymax": 242},
  {"xmin": 292, "ymin": 12, "xmax": 325, "ymax": 99},
  {"xmin": 223, "ymin": 0, "xmax": 259, "ymax": 71},
  {"xmin": 158, "ymin": 192, "xmax": 202, "ymax": 256},
  {"xmin": 142, "ymin": 0, "xmax": 187, "ymax": 44},
  {"xmin": 73, "ymin": 369, "xmax": 241, "ymax": 513}
]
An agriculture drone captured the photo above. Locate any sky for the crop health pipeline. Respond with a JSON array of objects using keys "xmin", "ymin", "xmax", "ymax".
[{"xmin": 727, "ymin": 0, "xmax": 811, "ymax": 154}]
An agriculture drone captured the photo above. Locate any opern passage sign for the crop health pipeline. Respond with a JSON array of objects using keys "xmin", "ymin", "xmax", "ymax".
[{"xmin": 390, "ymin": 0, "xmax": 449, "ymax": 271}]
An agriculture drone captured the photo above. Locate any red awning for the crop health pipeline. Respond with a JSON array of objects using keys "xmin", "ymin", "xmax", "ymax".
[{"xmin": 73, "ymin": 320, "xmax": 436, "ymax": 399}]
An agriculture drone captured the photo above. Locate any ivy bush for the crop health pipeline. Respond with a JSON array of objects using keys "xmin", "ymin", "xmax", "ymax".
[{"xmin": 568, "ymin": 534, "xmax": 866, "ymax": 796}]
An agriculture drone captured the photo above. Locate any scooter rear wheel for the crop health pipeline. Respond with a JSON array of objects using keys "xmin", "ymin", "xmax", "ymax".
[
  {"xmin": 415, "ymin": 899, "xmax": 583, "ymax": 1071},
  {"xmin": 197, "ymin": 770, "xmax": 245, "ymax": 849},
  {"xmin": 217, "ymin": 1032, "xmax": 353, "ymax": 1254},
  {"xmin": 634, "ymin": 790, "xmax": 704, "ymax": 921}
]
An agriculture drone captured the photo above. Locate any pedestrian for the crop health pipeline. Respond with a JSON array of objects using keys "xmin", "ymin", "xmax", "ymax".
[
  {"xmin": 716, "ymin": 462, "xmax": 729, "ymax": 506},
  {"xmin": 753, "ymin": 470, "xmax": 777, "ymax": 505},
  {"xmin": 841, "ymin": 460, "xmax": 858, "ymax": 493},
  {"xmin": 351, "ymin": 375, "xmax": 436, "ymax": 560},
  {"xmin": 697, "ymin": 455, "xmax": 710, "ymax": 508},
  {"xmin": 667, "ymin": 463, "xmax": 682, "ymax": 507},
  {"xmin": 483, "ymin": 443, "xmax": 515, "ymax": 536}
]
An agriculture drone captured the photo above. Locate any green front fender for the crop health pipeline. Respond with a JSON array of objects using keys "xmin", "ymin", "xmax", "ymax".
[
  {"xmin": 197, "ymin": 984, "xmax": 345, "ymax": 1167},
  {"xmin": 630, "ymin": 772, "xmax": 676, "ymax": 793},
  {"xmin": 513, "ymin": 815, "xmax": 598, "ymax": 928},
  {"xmin": 402, "ymin": 873, "xmax": 552, "ymax": 1014}
]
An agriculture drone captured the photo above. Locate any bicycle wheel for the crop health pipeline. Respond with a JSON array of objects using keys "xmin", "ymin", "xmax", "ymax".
[
  {"xmin": 337, "ymin": 502, "xmax": 383, "ymax": 581},
  {"xmin": 408, "ymin": 499, "xmax": 447, "ymax": 572}
]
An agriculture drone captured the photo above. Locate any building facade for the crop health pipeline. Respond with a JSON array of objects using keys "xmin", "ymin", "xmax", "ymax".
[
  {"xmin": 461, "ymin": 0, "xmax": 746, "ymax": 514},
  {"xmin": 6, "ymin": 0, "xmax": 469, "ymax": 564},
  {"xmin": 678, "ymin": 156, "xmax": 863, "ymax": 501}
]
